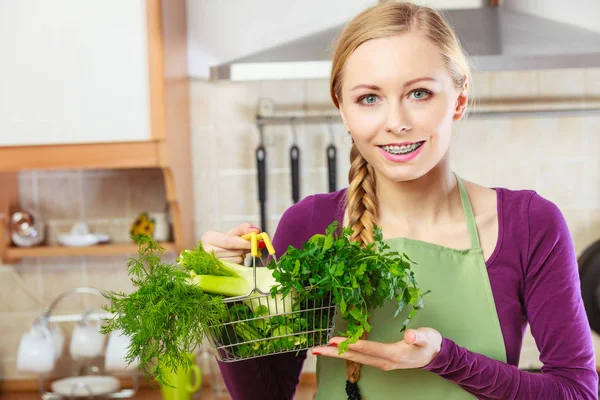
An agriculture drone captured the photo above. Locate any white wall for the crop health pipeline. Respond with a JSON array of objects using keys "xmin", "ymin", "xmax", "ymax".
[{"xmin": 503, "ymin": 0, "xmax": 600, "ymax": 33}]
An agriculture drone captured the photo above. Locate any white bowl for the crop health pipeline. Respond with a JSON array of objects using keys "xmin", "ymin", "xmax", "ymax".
[
  {"xmin": 51, "ymin": 375, "xmax": 120, "ymax": 397},
  {"xmin": 57, "ymin": 234, "xmax": 100, "ymax": 247}
]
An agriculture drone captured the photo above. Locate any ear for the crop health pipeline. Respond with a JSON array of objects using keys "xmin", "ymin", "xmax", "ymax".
[
  {"xmin": 337, "ymin": 95, "xmax": 351, "ymax": 132},
  {"xmin": 452, "ymin": 80, "xmax": 469, "ymax": 121}
]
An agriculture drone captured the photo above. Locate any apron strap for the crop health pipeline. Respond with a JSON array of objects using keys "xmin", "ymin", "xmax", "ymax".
[{"xmin": 454, "ymin": 172, "xmax": 481, "ymax": 250}]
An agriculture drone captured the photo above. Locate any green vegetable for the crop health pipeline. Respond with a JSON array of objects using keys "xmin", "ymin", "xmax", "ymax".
[
  {"xmin": 186, "ymin": 274, "xmax": 251, "ymax": 297},
  {"xmin": 100, "ymin": 236, "xmax": 295, "ymax": 386},
  {"xmin": 218, "ymin": 301, "xmax": 322, "ymax": 358},
  {"xmin": 181, "ymin": 249, "xmax": 292, "ymax": 313},
  {"xmin": 101, "ymin": 221, "xmax": 427, "ymax": 386},
  {"xmin": 100, "ymin": 235, "xmax": 228, "ymax": 386},
  {"xmin": 268, "ymin": 220, "xmax": 428, "ymax": 353}
]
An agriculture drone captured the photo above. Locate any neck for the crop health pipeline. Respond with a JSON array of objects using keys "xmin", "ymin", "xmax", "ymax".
[{"xmin": 376, "ymin": 157, "xmax": 461, "ymax": 227}]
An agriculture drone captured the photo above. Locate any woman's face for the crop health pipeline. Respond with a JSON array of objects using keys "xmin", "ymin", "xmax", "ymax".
[{"xmin": 338, "ymin": 32, "xmax": 468, "ymax": 183}]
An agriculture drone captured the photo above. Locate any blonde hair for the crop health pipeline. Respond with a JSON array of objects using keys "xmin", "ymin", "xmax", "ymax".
[{"xmin": 331, "ymin": 1, "xmax": 471, "ymax": 396}]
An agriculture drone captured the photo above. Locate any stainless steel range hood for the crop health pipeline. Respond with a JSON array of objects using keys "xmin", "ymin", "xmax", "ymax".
[{"xmin": 209, "ymin": 5, "xmax": 600, "ymax": 81}]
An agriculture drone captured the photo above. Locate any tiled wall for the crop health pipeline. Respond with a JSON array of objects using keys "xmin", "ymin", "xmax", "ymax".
[
  {"xmin": 2, "ymin": 68, "xmax": 600, "ymax": 380},
  {"xmin": 0, "ymin": 168, "xmax": 173, "ymax": 379}
]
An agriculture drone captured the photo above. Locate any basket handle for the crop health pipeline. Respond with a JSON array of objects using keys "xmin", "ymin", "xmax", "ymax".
[
  {"xmin": 240, "ymin": 232, "xmax": 275, "ymax": 258},
  {"xmin": 240, "ymin": 232, "xmax": 276, "ymax": 294}
]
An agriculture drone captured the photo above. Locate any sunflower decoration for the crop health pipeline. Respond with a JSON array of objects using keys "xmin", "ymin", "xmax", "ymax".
[{"xmin": 130, "ymin": 212, "xmax": 156, "ymax": 240}]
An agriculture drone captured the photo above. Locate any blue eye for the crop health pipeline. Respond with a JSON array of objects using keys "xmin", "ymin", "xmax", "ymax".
[
  {"xmin": 409, "ymin": 89, "xmax": 431, "ymax": 101},
  {"xmin": 362, "ymin": 95, "xmax": 378, "ymax": 104}
]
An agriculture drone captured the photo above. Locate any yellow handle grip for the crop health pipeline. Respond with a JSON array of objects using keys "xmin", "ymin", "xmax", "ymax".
[
  {"xmin": 241, "ymin": 232, "xmax": 259, "ymax": 258},
  {"xmin": 258, "ymin": 232, "xmax": 275, "ymax": 256},
  {"xmin": 241, "ymin": 232, "xmax": 276, "ymax": 258}
]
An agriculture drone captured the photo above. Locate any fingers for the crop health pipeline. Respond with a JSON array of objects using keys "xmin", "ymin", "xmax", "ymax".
[
  {"xmin": 326, "ymin": 337, "xmax": 398, "ymax": 360},
  {"xmin": 403, "ymin": 328, "xmax": 432, "ymax": 347},
  {"xmin": 199, "ymin": 223, "xmax": 262, "ymax": 263},
  {"xmin": 227, "ymin": 223, "xmax": 260, "ymax": 237},
  {"xmin": 316, "ymin": 329, "xmax": 442, "ymax": 371},
  {"xmin": 201, "ymin": 230, "xmax": 252, "ymax": 251},
  {"xmin": 311, "ymin": 347, "xmax": 397, "ymax": 372},
  {"xmin": 403, "ymin": 329, "xmax": 418, "ymax": 345}
]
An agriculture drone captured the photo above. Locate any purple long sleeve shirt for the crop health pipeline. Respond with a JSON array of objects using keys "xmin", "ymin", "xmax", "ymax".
[{"xmin": 218, "ymin": 187, "xmax": 598, "ymax": 399}]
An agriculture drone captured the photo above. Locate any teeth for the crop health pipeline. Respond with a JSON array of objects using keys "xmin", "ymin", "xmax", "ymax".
[{"xmin": 382, "ymin": 142, "xmax": 421, "ymax": 155}]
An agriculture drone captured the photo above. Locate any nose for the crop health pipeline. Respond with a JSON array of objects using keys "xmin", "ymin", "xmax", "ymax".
[{"xmin": 384, "ymin": 102, "xmax": 412, "ymax": 135}]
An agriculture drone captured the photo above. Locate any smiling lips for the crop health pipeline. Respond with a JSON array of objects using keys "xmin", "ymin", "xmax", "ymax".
[
  {"xmin": 379, "ymin": 140, "xmax": 425, "ymax": 154},
  {"xmin": 378, "ymin": 140, "xmax": 426, "ymax": 162}
]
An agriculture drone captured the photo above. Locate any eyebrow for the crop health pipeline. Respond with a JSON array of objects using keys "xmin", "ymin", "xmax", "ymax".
[{"xmin": 350, "ymin": 77, "xmax": 437, "ymax": 91}]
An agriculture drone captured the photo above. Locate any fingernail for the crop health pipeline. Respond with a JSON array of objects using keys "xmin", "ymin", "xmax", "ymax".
[
  {"xmin": 312, "ymin": 351, "xmax": 320, "ymax": 356},
  {"xmin": 329, "ymin": 342, "xmax": 338, "ymax": 347}
]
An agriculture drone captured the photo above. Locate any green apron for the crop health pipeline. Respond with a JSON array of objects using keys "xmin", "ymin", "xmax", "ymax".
[{"xmin": 315, "ymin": 173, "xmax": 507, "ymax": 399}]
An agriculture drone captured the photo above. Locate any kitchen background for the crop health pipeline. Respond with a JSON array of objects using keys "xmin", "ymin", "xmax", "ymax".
[{"xmin": 2, "ymin": 0, "xmax": 600, "ymax": 395}]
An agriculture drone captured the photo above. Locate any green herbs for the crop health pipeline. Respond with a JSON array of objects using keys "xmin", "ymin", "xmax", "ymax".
[
  {"xmin": 100, "ymin": 236, "xmax": 227, "ymax": 386},
  {"xmin": 221, "ymin": 301, "xmax": 331, "ymax": 358},
  {"xmin": 177, "ymin": 246, "xmax": 239, "ymax": 277},
  {"xmin": 100, "ymin": 236, "xmax": 301, "ymax": 386},
  {"xmin": 101, "ymin": 221, "xmax": 428, "ymax": 386},
  {"xmin": 269, "ymin": 221, "xmax": 428, "ymax": 353}
]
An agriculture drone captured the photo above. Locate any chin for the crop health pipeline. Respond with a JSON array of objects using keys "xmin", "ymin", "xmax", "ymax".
[{"xmin": 377, "ymin": 164, "xmax": 429, "ymax": 183}]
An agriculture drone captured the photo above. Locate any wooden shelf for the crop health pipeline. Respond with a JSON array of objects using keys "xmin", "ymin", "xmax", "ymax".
[
  {"xmin": 0, "ymin": 141, "xmax": 162, "ymax": 172},
  {"xmin": 6, "ymin": 242, "xmax": 177, "ymax": 259},
  {"xmin": 0, "ymin": 0, "xmax": 194, "ymax": 263}
]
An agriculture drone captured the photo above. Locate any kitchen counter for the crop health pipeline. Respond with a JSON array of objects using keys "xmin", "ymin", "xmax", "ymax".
[{"xmin": 0, "ymin": 385, "xmax": 317, "ymax": 400}]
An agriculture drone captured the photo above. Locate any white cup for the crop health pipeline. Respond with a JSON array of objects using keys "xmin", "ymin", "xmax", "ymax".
[
  {"xmin": 105, "ymin": 330, "xmax": 139, "ymax": 371},
  {"xmin": 70, "ymin": 320, "xmax": 106, "ymax": 359},
  {"xmin": 16, "ymin": 324, "xmax": 56, "ymax": 374}
]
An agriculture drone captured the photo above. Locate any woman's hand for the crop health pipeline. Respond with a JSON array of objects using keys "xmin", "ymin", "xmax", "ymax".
[
  {"xmin": 200, "ymin": 223, "xmax": 260, "ymax": 264},
  {"xmin": 311, "ymin": 327, "xmax": 443, "ymax": 371}
]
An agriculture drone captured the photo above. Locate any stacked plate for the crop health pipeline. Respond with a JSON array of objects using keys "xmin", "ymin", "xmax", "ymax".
[{"xmin": 57, "ymin": 221, "xmax": 110, "ymax": 247}]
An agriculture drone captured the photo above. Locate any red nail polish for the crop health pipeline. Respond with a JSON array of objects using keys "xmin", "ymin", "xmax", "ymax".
[
  {"xmin": 313, "ymin": 351, "xmax": 320, "ymax": 356},
  {"xmin": 329, "ymin": 342, "xmax": 338, "ymax": 347}
]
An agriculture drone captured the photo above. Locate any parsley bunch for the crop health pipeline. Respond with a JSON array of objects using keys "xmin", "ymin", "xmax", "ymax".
[{"xmin": 268, "ymin": 221, "xmax": 428, "ymax": 353}]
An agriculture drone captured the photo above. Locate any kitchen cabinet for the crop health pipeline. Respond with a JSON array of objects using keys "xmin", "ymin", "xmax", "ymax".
[
  {"xmin": 0, "ymin": 0, "xmax": 194, "ymax": 262},
  {"xmin": 0, "ymin": 0, "xmax": 151, "ymax": 146}
]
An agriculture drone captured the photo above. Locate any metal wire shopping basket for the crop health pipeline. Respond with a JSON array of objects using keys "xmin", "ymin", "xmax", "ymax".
[{"xmin": 205, "ymin": 232, "xmax": 337, "ymax": 362}]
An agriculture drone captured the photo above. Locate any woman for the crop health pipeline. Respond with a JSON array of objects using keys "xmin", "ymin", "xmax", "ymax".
[{"xmin": 200, "ymin": 2, "xmax": 598, "ymax": 399}]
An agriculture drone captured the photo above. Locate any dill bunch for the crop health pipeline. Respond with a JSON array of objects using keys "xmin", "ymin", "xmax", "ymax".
[{"xmin": 100, "ymin": 235, "xmax": 226, "ymax": 386}]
